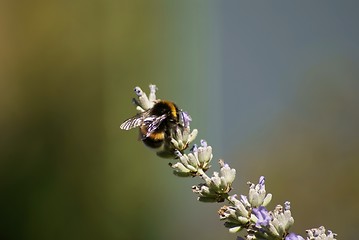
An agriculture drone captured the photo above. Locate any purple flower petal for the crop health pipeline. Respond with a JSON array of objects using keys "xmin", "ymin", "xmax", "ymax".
[
  {"xmin": 252, "ymin": 206, "xmax": 271, "ymax": 227},
  {"xmin": 285, "ymin": 233, "xmax": 305, "ymax": 240},
  {"xmin": 180, "ymin": 111, "xmax": 192, "ymax": 128},
  {"xmin": 259, "ymin": 176, "xmax": 265, "ymax": 188}
]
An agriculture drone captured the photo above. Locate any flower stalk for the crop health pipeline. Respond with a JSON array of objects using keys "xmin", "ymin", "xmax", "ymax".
[{"xmin": 121, "ymin": 85, "xmax": 337, "ymax": 240}]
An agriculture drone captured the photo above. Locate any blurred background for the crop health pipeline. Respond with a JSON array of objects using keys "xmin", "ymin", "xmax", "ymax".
[{"xmin": 0, "ymin": 1, "xmax": 358, "ymax": 239}]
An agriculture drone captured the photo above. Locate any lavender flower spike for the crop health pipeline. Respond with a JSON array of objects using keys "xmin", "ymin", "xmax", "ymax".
[{"xmin": 122, "ymin": 85, "xmax": 338, "ymax": 240}]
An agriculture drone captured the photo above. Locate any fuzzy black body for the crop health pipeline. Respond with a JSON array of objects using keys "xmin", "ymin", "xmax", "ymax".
[
  {"xmin": 150, "ymin": 101, "xmax": 179, "ymax": 120},
  {"xmin": 120, "ymin": 100, "xmax": 181, "ymax": 158},
  {"xmin": 140, "ymin": 101, "xmax": 179, "ymax": 157}
]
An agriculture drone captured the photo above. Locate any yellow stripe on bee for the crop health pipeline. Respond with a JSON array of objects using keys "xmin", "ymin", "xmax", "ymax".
[
  {"xmin": 151, "ymin": 131, "xmax": 165, "ymax": 140},
  {"xmin": 167, "ymin": 101, "xmax": 177, "ymax": 118}
]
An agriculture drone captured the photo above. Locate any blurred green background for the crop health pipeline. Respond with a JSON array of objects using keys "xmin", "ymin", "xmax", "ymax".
[{"xmin": 0, "ymin": 1, "xmax": 358, "ymax": 239}]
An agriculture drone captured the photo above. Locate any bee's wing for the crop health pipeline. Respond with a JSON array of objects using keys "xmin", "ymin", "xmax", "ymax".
[
  {"xmin": 143, "ymin": 114, "xmax": 167, "ymax": 137},
  {"xmin": 120, "ymin": 111, "xmax": 149, "ymax": 130}
]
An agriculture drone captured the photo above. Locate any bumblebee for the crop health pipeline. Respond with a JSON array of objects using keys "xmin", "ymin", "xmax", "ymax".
[{"xmin": 120, "ymin": 100, "xmax": 187, "ymax": 158}]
